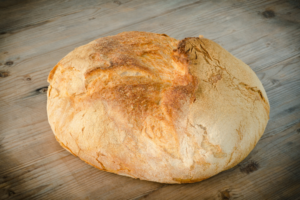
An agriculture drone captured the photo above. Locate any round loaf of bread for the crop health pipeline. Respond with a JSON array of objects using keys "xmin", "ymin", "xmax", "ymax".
[{"xmin": 47, "ymin": 31, "xmax": 270, "ymax": 183}]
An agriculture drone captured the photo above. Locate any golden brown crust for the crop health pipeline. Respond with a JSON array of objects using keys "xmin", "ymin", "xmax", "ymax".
[{"xmin": 47, "ymin": 31, "xmax": 270, "ymax": 183}]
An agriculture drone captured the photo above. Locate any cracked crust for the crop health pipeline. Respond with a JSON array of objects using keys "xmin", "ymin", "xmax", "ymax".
[{"xmin": 47, "ymin": 31, "xmax": 270, "ymax": 183}]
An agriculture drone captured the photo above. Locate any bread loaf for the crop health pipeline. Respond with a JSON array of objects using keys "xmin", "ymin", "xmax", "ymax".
[{"xmin": 47, "ymin": 31, "xmax": 270, "ymax": 183}]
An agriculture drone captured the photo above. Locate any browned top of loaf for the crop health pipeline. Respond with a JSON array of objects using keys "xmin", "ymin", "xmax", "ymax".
[{"xmin": 48, "ymin": 32, "xmax": 199, "ymax": 146}]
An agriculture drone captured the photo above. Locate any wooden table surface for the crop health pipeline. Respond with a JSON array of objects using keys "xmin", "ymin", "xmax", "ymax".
[{"xmin": 1, "ymin": 0, "xmax": 300, "ymax": 199}]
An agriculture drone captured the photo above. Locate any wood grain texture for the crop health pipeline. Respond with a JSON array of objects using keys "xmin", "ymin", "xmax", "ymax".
[{"xmin": 0, "ymin": 0, "xmax": 300, "ymax": 199}]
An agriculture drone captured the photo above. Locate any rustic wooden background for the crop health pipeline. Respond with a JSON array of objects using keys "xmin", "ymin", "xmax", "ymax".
[{"xmin": 1, "ymin": 0, "xmax": 300, "ymax": 199}]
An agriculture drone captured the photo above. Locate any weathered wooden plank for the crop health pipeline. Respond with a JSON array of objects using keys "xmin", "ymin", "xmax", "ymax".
[
  {"xmin": 1, "ymin": 0, "xmax": 300, "ymax": 199},
  {"xmin": 1, "ymin": 150, "xmax": 161, "ymax": 199}
]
